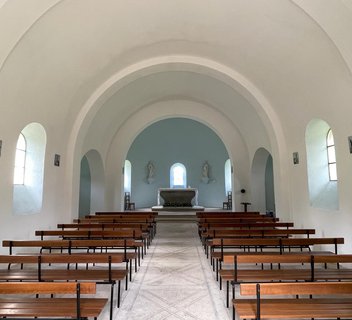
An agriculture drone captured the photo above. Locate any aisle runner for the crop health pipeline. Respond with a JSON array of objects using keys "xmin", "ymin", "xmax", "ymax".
[{"xmin": 116, "ymin": 221, "xmax": 231, "ymax": 320}]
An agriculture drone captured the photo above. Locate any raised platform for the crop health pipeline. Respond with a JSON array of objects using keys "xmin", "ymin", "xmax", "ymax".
[{"xmin": 151, "ymin": 205, "xmax": 204, "ymax": 212}]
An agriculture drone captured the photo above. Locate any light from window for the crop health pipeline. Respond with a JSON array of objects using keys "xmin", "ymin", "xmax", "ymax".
[
  {"xmin": 170, "ymin": 163, "xmax": 186, "ymax": 188},
  {"xmin": 224, "ymin": 159, "xmax": 232, "ymax": 195},
  {"xmin": 124, "ymin": 160, "xmax": 132, "ymax": 193},
  {"xmin": 173, "ymin": 166, "xmax": 184, "ymax": 185},
  {"xmin": 14, "ymin": 133, "xmax": 26, "ymax": 184},
  {"xmin": 327, "ymin": 129, "xmax": 337, "ymax": 181}
]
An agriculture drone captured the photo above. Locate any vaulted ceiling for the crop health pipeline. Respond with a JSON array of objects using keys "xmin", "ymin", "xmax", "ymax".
[{"xmin": 1, "ymin": 0, "xmax": 351, "ymax": 157}]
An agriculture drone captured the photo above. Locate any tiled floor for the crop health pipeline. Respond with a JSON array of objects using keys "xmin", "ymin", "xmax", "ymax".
[{"xmin": 110, "ymin": 220, "xmax": 231, "ymax": 320}]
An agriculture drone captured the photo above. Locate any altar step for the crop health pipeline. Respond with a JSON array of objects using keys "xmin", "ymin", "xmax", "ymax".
[{"xmin": 151, "ymin": 205, "xmax": 204, "ymax": 212}]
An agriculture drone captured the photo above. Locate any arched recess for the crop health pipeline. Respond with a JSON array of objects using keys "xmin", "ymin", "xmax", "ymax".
[
  {"xmin": 105, "ymin": 100, "xmax": 249, "ymax": 211},
  {"xmin": 78, "ymin": 149, "xmax": 105, "ymax": 217},
  {"xmin": 78, "ymin": 156, "xmax": 91, "ymax": 217},
  {"xmin": 305, "ymin": 119, "xmax": 339, "ymax": 210},
  {"xmin": 251, "ymin": 148, "xmax": 276, "ymax": 214},
  {"xmin": 13, "ymin": 122, "xmax": 46, "ymax": 215}
]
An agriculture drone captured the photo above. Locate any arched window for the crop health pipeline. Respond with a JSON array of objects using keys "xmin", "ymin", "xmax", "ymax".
[
  {"xmin": 170, "ymin": 163, "xmax": 186, "ymax": 188},
  {"xmin": 224, "ymin": 159, "xmax": 232, "ymax": 195},
  {"xmin": 305, "ymin": 119, "xmax": 338, "ymax": 210},
  {"xmin": 124, "ymin": 160, "xmax": 132, "ymax": 193},
  {"xmin": 326, "ymin": 129, "xmax": 337, "ymax": 181},
  {"xmin": 13, "ymin": 123, "xmax": 46, "ymax": 215},
  {"xmin": 14, "ymin": 133, "xmax": 26, "ymax": 185}
]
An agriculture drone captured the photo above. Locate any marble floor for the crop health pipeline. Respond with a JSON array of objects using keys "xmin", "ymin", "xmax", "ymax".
[{"xmin": 106, "ymin": 220, "xmax": 232, "ymax": 320}]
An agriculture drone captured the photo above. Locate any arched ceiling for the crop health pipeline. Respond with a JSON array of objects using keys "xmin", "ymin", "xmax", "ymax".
[
  {"xmin": 1, "ymin": 0, "xmax": 351, "ymax": 152},
  {"xmin": 82, "ymin": 70, "xmax": 270, "ymax": 157}
]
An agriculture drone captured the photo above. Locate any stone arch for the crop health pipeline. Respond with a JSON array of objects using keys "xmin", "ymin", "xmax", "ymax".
[{"xmin": 67, "ymin": 56, "xmax": 288, "ymax": 215}]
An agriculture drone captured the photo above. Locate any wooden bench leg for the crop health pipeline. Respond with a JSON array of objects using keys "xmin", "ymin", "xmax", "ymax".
[
  {"xmin": 226, "ymin": 280, "xmax": 229, "ymax": 308},
  {"xmin": 130, "ymin": 260, "xmax": 133, "ymax": 281},
  {"xmin": 117, "ymin": 280, "xmax": 121, "ymax": 308},
  {"xmin": 216, "ymin": 259, "xmax": 218, "ymax": 281},
  {"xmin": 109, "ymin": 282, "xmax": 114, "ymax": 320},
  {"xmin": 137, "ymin": 248, "xmax": 141, "ymax": 267}
]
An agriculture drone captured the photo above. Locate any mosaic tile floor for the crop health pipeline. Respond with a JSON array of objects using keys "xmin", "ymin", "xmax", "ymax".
[{"xmin": 109, "ymin": 220, "xmax": 231, "ymax": 320}]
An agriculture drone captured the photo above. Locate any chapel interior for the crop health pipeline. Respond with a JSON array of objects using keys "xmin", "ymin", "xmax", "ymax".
[{"xmin": 1, "ymin": 1, "xmax": 352, "ymax": 319}]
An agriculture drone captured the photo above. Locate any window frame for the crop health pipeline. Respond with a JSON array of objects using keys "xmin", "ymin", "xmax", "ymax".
[{"xmin": 326, "ymin": 129, "xmax": 337, "ymax": 181}]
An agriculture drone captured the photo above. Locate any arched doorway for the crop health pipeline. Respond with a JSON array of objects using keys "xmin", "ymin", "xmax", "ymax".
[{"xmin": 251, "ymin": 148, "xmax": 275, "ymax": 214}]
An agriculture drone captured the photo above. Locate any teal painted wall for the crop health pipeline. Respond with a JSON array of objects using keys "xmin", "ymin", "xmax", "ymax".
[
  {"xmin": 126, "ymin": 118, "xmax": 229, "ymax": 208},
  {"xmin": 78, "ymin": 156, "xmax": 91, "ymax": 217}
]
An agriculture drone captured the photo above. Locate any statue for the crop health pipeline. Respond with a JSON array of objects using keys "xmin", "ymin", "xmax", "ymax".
[
  {"xmin": 147, "ymin": 161, "xmax": 155, "ymax": 184},
  {"xmin": 201, "ymin": 161, "xmax": 210, "ymax": 184}
]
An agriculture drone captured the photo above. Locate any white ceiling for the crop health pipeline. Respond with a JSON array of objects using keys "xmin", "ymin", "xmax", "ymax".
[{"xmin": 1, "ymin": 0, "xmax": 351, "ymax": 155}]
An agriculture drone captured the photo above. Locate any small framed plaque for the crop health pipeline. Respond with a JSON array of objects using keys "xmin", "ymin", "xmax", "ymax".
[
  {"xmin": 293, "ymin": 152, "xmax": 299, "ymax": 165},
  {"xmin": 54, "ymin": 154, "xmax": 60, "ymax": 166}
]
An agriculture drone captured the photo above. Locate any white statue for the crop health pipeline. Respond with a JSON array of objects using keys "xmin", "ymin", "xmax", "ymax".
[
  {"xmin": 147, "ymin": 161, "xmax": 155, "ymax": 184},
  {"xmin": 201, "ymin": 161, "xmax": 210, "ymax": 183}
]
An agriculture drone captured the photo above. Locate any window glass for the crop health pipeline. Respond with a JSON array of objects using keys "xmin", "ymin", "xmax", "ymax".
[
  {"xmin": 224, "ymin": 159, "xmax": 232, "ymax": 195},
  {"xmin": 14, "ymin": 133, "xmax": 26, "ymax": 185},
  {"xmin": 170, "ymin": 163, "xmax": 186, "ymax": 188},
  {"xmin": 124, "ymin": 160, "xmax": 132, "ymax": 193}
]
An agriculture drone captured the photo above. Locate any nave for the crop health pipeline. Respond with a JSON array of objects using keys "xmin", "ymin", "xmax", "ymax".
[{"xmin": 114, "ymin": 219, "xmax": 231, "ymax": 320}]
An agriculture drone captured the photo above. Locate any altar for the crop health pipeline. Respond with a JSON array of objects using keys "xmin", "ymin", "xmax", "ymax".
[{"xmin": 152, "ymin": 188, "xmax": 204, "ymax": 211}]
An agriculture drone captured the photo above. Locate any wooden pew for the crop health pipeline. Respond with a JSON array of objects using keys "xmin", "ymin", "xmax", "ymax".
[
  {"xmin": 221, "ymin": 253, "xmax": 352, "ymax": 308},
  {"xmin": 198, "ymin": 217, "xmax": 280, "ymax": 237},
  {"xmin": 0, "ymin": 254, "xmax": 128, "ymax": 315},
  {"xmin": 198, "ymin": 217, "xmax": 279, "ymax": 225},
  {"xmin": 203, "ymin": 228, "xmax": 315, "ymax": 266},
  {"xmin": 196, "ymin": 211, "xmax": 261, "ymax": 218},
  {"xmin": 234, "ymin": 282, "xmax": 352, "ymax": 320},
  {"xmin": 209, "ymin": 237, "xmax": 344, "ymax": 259},
  {"xmin": 198, "ymin": 221, "xmax": 294, "ymax": 238},
  {"xmin": 95, "ymin": 211, "xmax": 158, "ymax": 216},
  {"xmin": 35, "ymin": 229, "xmax": 150, "ymax": 253},
  {"xmin": 222, "ymin": 253, "xmax": 313, "ymax": 308},
  {"xmin": 84, "ymin": 214, "xmax": 156, "ymax": 220},
  {"xmin": 201, "ymin": 228, "xmax": 315, "ymax": 244},
  {"xmin": 3, "ymin": 239, "xmax": 142, "ymax": 276},
  {"xmin": 57, "ymin": 222, "xmax": 154, "ymax": 240},
  {"xmin": 0, "ymin": 282, "xmax": 107, "ymax": 319},
  {"xmin": 75, "ymin": 217, "xmax": 156, "ymax": 234},
  {"xmin": 208, "ymin": 237, "xmax": 344, "ymax": 285},
  {"xmin": 199, "ymin": 221, "xmax": 294, "ymax": 231}
]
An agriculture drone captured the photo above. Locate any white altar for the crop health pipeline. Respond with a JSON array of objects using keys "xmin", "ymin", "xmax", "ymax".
[
  {"xmin": 157, "ymin": 188, "xmax": 199, "ymax": 207},
  {"xmin": 152, "ymin": 188, "xmax": 204, "ymax": 211}
]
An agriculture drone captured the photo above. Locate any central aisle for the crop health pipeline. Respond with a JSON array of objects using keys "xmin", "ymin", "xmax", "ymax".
[{"xmin": 116, "ymin": 220, "xmax": 231, "ymax": 320}]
